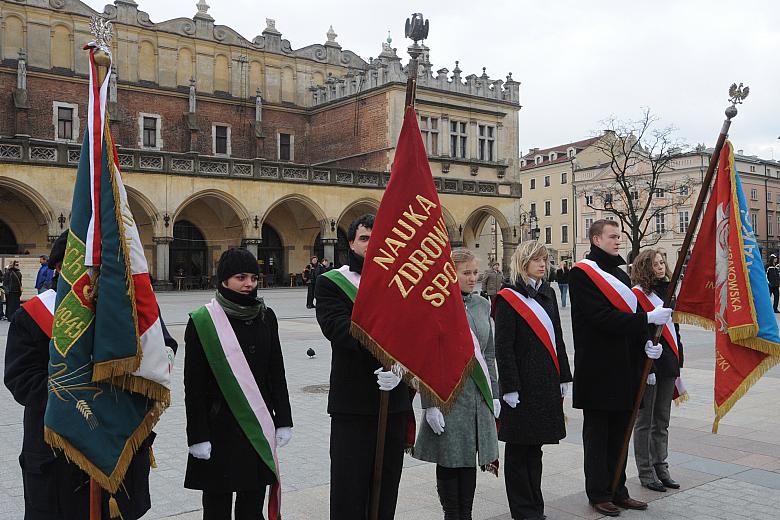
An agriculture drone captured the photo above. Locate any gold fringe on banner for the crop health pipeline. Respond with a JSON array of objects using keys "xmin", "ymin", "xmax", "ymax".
[
  {"xmin": 712, "ymin": 354, "xmax": 779, "ymax": 433},
  {"xmin": 672, "ymin": 311, "xmax": 715, "ymax": 330}
]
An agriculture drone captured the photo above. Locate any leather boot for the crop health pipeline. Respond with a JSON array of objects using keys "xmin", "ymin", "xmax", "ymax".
[
  {"xmin": 436, "ymin": 476, "xmax": 460, "ymax": 520},
  {"xmin": 457, "ymin": 467, "xmax": 478, "ymax": 520}
]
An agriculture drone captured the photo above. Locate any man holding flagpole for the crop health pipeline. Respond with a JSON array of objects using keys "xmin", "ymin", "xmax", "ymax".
[
  {"xmin": 315, "ymin": 214, "xmax": 411, "ymax": 520},
  {"xmin": 569, "ymin": 219, "xmax": 671, "ymax": 516}
]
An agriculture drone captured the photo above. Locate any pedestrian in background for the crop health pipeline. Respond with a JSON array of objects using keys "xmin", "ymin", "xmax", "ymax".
[
  {"xmin": 35, "ymin": 255, "xmax": 54, "ymax": 294},
  {"xmin": 481, "ymin": 262, "xmax": 502, "ymax": 305},
  {"xmin": 303, "ymin": 255, "xmax": 322, "ymax": 309},
  {"xmin": 767, "ymin": 254, "xmax": 780, "ymax": 313},
  {"xmin": 3, "ymin": 261, "xmax": 22, "ymax": 319},
  {"xmin": 556, "ymin": 262, "xmax": 571, "ymax": 308}
]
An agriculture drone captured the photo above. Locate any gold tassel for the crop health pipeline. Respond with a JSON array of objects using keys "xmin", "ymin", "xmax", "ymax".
[
  {"xmin": 148, "ymin": 447, "xmax": 157, "ymax": 469},
  {"xmin": 109, "ymin": 496, "xmax": 124, "ymax": 519}
]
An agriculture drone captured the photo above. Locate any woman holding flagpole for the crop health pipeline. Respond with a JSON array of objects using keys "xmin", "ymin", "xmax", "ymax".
[
  {"xmin": 630, "ymin": 249, "xmax": 685, "ymax": 493},
  {"xmin": 184, "ymin": 248, "xmax": 293, "ymax": 520},
  {"xmin": 495, "ymin": 241, "xmax": 572, "ymax": 520},
  {"xmin": 413, "ymin": 248, "xmax": 500, "ymax": 520}
]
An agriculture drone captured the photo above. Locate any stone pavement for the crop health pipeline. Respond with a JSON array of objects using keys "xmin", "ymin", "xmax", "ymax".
[{"xmin": 1, "ymin": 287, "xmax": 779, "ymax": 520}]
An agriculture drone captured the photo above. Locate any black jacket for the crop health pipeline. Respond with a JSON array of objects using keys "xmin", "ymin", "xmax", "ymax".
[
  {"xmin": 644, "ymin": 280, "xmax": 684, "ymax": 378},
  {"xmin": 304, "ymin": 262, "xmax": 324, "ymax": 285},
  {"xmin": 495, "ymin": 280, "xmax": 573, "ymax": 444},
  {"xmin": 3, "ymin": 305, "xmax": 173, "ymax": 520},
  {"xmin": 184, "ymin": 304, "xmax": 292, "ymax": 492},
  {"xmin": 768, "ymin": 265, "xmax": 780, "ymax": 287},
  {"xmin": 570, "ymin": 247, "xmax": 648, "ymax": 411},
  {"xmin": 315, "ymin": 250, "xmax": 412, "ymax": 415},
  {"xmin": 556, "ymin": 267, "xmax": 570, "ymax": 285},
  {"xmin": 3, "ymin": 267, "xmax": 22, "ymax": 294}
]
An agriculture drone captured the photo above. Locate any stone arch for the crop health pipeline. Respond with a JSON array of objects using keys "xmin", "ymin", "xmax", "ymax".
[
  {"xmin": 281, "ymin": 66, "xmax": 295, "ymax": 103},
  {"xmin": 2, "ymin": 15, "xmax": 24, "ymax": 61},
  {"xmin": 138, "ymin": 40, "xmax": 157, "ymax": 83},
  {"xmin": 336, "ymin": 197, "xmax": 380, "ymax": 233},
  {"xmin": 440, "ymin": 206, "xmax": 458, "ymax": 242},
  {"xmin": 124, "ymin": 186, "xmax": 158, "ymax": 266},
  {"xmin": 50, "ymin": 23, "xmax": 72, "ymax": 69},
  {"xmin": 176, "ymin": 46, "xmax": 194, "ymax": 86},
  {"xmin": 0, "ymin": 177, "xmax": 55, "ymax": 254},
  {"xmin": 174, "ymin": 189, "xmax": 251, "ymax": 235},
  {"xmin": 261, "ymin": 194, "xmax": 328, "ymax": 280},
  {"xmin": 312, "ymin": 70, "xmax": 325, "ymax": 87},
  {"xmin": 462, "ymin": 205, "xmax": 511, "ymax": 268},
  {"xmin": 214, "ymin": 54, "xmax": 230, "ymax": 93},
  {"xmin": 249, "ymin": 60, "xmax": 263, "ymax": 95}
]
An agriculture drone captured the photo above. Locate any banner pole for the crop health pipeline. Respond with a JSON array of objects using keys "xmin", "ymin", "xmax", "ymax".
[
  {"xmin": 90, "ymin": 478, "xmax": 102, "ymax": 520},
  {"xmin": 610, "ymin": 86, "xmax": 748, "ymax": 495}
]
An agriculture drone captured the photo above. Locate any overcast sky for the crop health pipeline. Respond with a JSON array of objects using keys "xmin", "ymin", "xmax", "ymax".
[{"xmin": 83, "ymin": 0, "xmax": 779, "ymax": 159}]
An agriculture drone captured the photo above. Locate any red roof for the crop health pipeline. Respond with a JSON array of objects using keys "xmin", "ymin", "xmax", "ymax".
[{"xmin": 520, "ymin": 136, "xmax": 601, "ymax": 170}]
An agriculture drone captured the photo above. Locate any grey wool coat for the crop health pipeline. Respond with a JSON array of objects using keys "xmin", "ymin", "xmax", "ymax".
[{"xmin": 413, "ymin": 292, "xmax": 499, "ymax": 468}]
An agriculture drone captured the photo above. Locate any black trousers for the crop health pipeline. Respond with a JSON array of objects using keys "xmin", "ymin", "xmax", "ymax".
[
  {"xmin": 306, "ymin": 283, "xmax": 315, "ymax": 307},
  {"xmin": 5, "ymin": 292, "xmax": 20, "ymax": 320},
  {"xmin": 330, "ymin": 412, "xmax": 406, "ymax": 520},
  {"xmin": 202, "ymin": 489, "xmax": 266, "ymax": 520},
  {"xmin": 771, "ymin": 285, "xmax": 779, "ymax": 311},
  {"xmin": 504, "ymin": 443, "xmax": 544, "ymax": 519},
  {"xmin": 582, "ymin": 409, "xmax": 631, "ymax": 504}
]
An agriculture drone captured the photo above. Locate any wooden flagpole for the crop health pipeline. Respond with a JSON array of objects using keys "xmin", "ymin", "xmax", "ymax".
[
  {"xmin": 368, "ymin": 14, "xmax": 426, "ymax": 520},
  {"xmin": 611, "ymin": 84, "xmax": 749, "ymax": 495}
]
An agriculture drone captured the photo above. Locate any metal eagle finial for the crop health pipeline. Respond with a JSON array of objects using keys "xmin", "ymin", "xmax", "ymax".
[
  {"xmin": 89, "ymin": 16, "xmax": 113, "ymax": 53},
  {"xmin": 728, "ymin": 83, "xmax": 749, "ymax": 105},
  {"xmin": 404, "ymin": 13, "xmax": 429, "ymax": 44}
]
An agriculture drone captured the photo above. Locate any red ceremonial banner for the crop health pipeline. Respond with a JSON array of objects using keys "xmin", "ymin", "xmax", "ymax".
[
  {"xmin": 675, "ymin": 141, "xmax": 780, "ymax": 432},
  {"xmin": 351, "ymin": 106, "xmax": 475, "ymax": 409}
]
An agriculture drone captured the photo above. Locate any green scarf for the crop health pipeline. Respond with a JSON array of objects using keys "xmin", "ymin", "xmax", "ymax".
[{"xmin": 215, "ymin": 290, "xmax": 267, "ymax": 320}]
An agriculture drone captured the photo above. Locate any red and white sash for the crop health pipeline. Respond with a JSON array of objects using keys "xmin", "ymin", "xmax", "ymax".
[
  {"xmin": 632, "ymin": 286, "xmax": 688, "ymax": 403},
  {"xmin": 496, "ymin": 287, "xmax": 560, "ymax": 375},
  {"xmin": 20, "ymin": 289, "xmax": 56, "ymax": 338},
  {"xmin": 573, "ymin": 259, "xmax": 637, "ymax": 313}
]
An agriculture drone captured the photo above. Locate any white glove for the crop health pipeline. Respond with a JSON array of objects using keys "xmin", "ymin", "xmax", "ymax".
[
  {"xmin": 502, "ymin": 391, "xmax": 520, "ymax": 408},
  {"xmin": 647, "ymin": 373, "xmax": 657, "ymax": 386},
  {"xmin": 374, "ymin": 367, "xmax": 401, "ymax": 391},
  {"xmin": 188, "ymin": 441, "xmax": 212, "ymax": 460},
  {"xmin": 644, "ymin": 340, "xmax": 663, "ymax": 359},
  {"xmin": 275, "ymin": 427, "xmax": 292, "ymax": 448},
  {"xmin": 425, "ymin": 407, "xmax": 446, "ymax": 435},
  {"xmin": 492, "ymin": 398, "xmax": 501, "ymax": 419},
  {"xmin": 560, "ymin": 382, "xmax": 570, "ymax": 398},
  {"xmin": 647, "ymin": 305, "xmax": 673, "ymax": 325}
]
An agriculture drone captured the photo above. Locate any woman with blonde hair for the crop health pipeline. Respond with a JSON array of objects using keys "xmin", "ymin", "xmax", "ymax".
[
  {"xmin": 630, "ymin": 249, "xmax": 684, "ymax": 493},
  {"xmin": 413, "ymin": 248, "xmax": 500, "ymax": 520},
  {"xmin": 495, "ymin": 241, "xmax": 572, "ymax": 520}
]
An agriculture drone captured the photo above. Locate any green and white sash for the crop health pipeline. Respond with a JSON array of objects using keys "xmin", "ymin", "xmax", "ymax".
[{"xmin": 190, "ymin": 300, "xmax": 282, "ymax": 520}]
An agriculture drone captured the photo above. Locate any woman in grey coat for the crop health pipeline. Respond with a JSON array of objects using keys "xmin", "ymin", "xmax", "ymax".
[{"xmin": 413, "ymin": 248, "xmax": 500, "ymax": 520}]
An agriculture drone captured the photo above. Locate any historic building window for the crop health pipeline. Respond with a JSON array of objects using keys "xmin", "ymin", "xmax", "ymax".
[
  {"xmin": 604, "ymin": 193, "xmax": 613, "ymax": 204},
  {"xmin": 449, "ymin": 120, "xmax": 467, "ymax": 159},
  {"xmin": 561, "ymin": 171, "xmax": 568, "ymax": 184},
  {"xmin": 530, "ymin": 202, "xmax": 537, "ymax": 216},
  {"xmin": 769, "ymin": 215, "xmax": 774, "ymax": 236},
  {"xmin": 545, "ymin": 226, "xmax": 552, "ymax": 244},
  {"xmin": 420, "ymin": 116, "xmax": 439, "ymax": 156},
  {"xmin": 631, "ymin": 191, "xmax": 639, "ymax": 201},
  {"xmin": 751, "ymin": 188, "xmax": 758, "ymax": 201},
  {"xmin": 679, "ymin": 210, "xmax": 689, "ymax": 233},
  {"xmin": 584, "ymin": 217, "xmax": 594, "ymax": 238},
  {"xmin": 561, "ymin": 225, "xmax": 569, "ymax": 243},
  {"xmin": 768, "ymin": 191, "xmax": 774, "ymax": 202},
  {"xmin": 680, "ymin": 185, "xmax": 689, "ymax": 196},
  {"xmin": 478, "ymin": 124, "xmax": 495, "ymax": 162},
  {"xmin": 278, "ymin": 132, "xmax": 294, "ymax": 161},
  {"xmin": 751, "ymin": 212, "xmax": 758, "ymax": 232},
  {"xmin": 567, "ymin": 147, "xmax": 576, "ymax": 158},
  {"xmin": 53, "ymin": 101, "xmax": 79, "ymax": 142},
  {"xmin": 212, "ymin": 124, "xmax": 231, "ymax": 156},
  {"xmin": 544, "ymin": 175, "xmax": 551, "ymax": 187},
  {"xmin": 561, "ymin": 198, "xmax": 568, "ymax": 215},
  {"xmin": 655, "ymin": 213, "xmax": 666, "ymax": 234},
  {"xmin": 138, "ymin": 113, "xmax": 163, "ymax": 150},
  {"xmin": 585, "ymin": 194, "xmax": 593, "ymax": 205},
  {"xmin": 530, "ymin": 179, "xmax": 536, "ymax": 190},
  {"xmin": 654, "ymin": 188, "xmax": 665, "ymax": 198},
  {"xmin": 544, "ymin": 200, "xmax": 551, "ymax": 217}
]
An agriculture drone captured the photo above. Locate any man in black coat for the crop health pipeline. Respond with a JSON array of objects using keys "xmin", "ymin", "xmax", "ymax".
[
  {"xmin": 569, "ymin": 220, "xmax": 670, "ymax": 517},
  {"xmin": 304, "ymin": 255, "xmax": 323, "ymax": 308},
  {"xmin": 3, "ymin": 233, "xmax": 177, "ymax": 520},
  {"xmin": 315, "ymin": 214, "xmax": 412, "ymax": 520}
]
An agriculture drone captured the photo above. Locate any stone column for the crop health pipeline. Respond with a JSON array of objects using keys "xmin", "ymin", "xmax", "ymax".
[
  {"xmin": 322, "ymin": 238, "xmax": 337, "ymax": 265},
  {"xmin": 242, "ymin": 238, "xmax": 261, "ymax": 259},
  {"xmin": 153, "ymin": 236, "xmax": 173, "ymax": 290},
  {"xmin": 502, "ymin": 240, "xmax": 518, "ymax": 277}
]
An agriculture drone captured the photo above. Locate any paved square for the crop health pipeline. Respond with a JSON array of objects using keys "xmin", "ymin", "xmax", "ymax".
[{"xmin": 2, "ymin": 287, "xmax": 779, "ymax": 519}]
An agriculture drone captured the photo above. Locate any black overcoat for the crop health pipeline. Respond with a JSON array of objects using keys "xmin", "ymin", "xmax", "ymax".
[
  {"xmin": 495, "ymin": 280, "xmax": 573, "ymax": 445},
  {"xmin": 570, "ymin": 247, "xmax": 648, "ymax": 411},
  {"xmin": 4, "ymin": 306, "xmax": 161, "ymax": 520},
  {"xmin": 314, "ymin": 251, "xmax": 412, "ymax": 415},
  {"xmin": 184, "ymin": 306, "xmax": 293, "ymax": 492}
]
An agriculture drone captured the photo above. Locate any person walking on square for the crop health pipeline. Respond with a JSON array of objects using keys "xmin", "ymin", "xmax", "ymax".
[
  {"xmin": 303, "ymin": 255, "xmax": 322, "ymax": 308},
  {"xmin": 569, "ymin": 219, "xmax": 669, "ymax": 517},
  {"xmin": 494, "ymin": 241, "xmax": 572, "ymax": 520},
  {"xmin": 631, "ymin": 249, "xmax": 684, "ymax": 493},
  {"xmin": 413, "ymin": 248, "xmax": 500, "ymax": 520},
  {"xmin": 3, "ymin": 260, "xmax": 22, "ymax": 319},
  {"xmin": 556, "ymin": 261, "xmax": 571, "ymax": 308},
  {"xmin": 34, "ymin": 255, "xmax": 54, "ymax": 294},
  {"xmin": 184, "ymin": 248, "xmax": 293, "ymax": 520},
  {"xmin": 481, "ymin": 262, "xmax": 502, "ymax": 305},
  {"xmin": 315, "ymin": 214, "xmax": 412, "ymax": 520},
  {"xmin": 766, "ymin": 254, "xmax": 780, "ymax": 313},
  {"xmin": 0, "ymin": 265, "xmax": 5, "ymax": 320}
]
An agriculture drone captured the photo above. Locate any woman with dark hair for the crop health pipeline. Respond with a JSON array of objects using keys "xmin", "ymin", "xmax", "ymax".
[
  {"xmin": 495, "ymin": 241, "xmax": 572, "ymax": 520},
  {"xmin": 413, "ymin": 248, "xmax": 499, "ymax": 520},
  {"xmin": 630, "ymin": 249, "xmax": 685, "ymax": 493},
  {"xmin": 184, "ymin": 248, "xmax": 293, "ymax": 520}
]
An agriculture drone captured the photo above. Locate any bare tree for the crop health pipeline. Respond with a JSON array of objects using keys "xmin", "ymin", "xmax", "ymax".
[{"xmin": 585, "ymin": 108, "xmax": 696, "ymax": 262}]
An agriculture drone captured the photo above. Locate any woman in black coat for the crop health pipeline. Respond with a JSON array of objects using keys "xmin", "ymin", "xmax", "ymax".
[
  {"xmin": 631, "ymin": 249, "xmax": 684, "ymax": 493},
  {"xmin": 495, "ymin": 241, "xmax": 573, "ymax": 520},
  {"xmin": 184, "ymin": 248, "xmax": 293, "ymax": 520}
]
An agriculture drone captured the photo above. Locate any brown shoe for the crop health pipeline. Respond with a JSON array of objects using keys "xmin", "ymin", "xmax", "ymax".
[
  {"xmin": 614, "ymin": 497, "xmax": 648, "ymax": 510},
  {"xmin": 592, "ymin": 502, "xmax": 621, "ymax": 516}
]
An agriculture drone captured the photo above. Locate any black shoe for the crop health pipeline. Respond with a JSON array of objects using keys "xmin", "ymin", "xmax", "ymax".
[
  {"xmin": 306, "ymin": 305, "xmax": 314, "ymax": 309},
  {"xmin": 660, "ymin": 478, "xmax": 680, "ymax": 489},
  {"xmin": 645, "ymin": 480, "xmax": 667, "ymax": 492}
]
